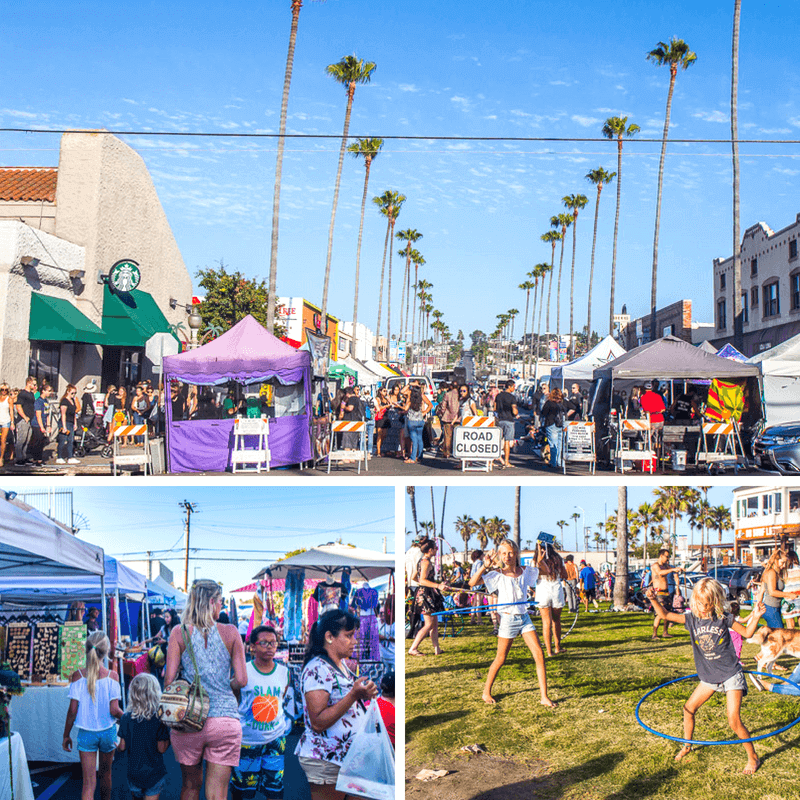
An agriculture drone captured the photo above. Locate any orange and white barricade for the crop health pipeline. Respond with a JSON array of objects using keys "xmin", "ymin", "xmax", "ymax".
[
  {"xmin": 232, "ymin": 417, "xmax": 271, "ymax": 473},
  {"xmin": 695, "ymin": 418, "xmax": 745, "ymax": 472},
  {"xmin": 327, "ymin": 420, "xmax": 368, "ymax": 474},
  {"xmin": 460, "ymin": 415, "xmax": 495, "ymax": 427},
  {"xmin": 614, "ymin": 417, "xmax": 655, "ymax": 474},
  {"xmin": 562, "ymin": 421, "xmax": 596, "ymax": 475},
  {"xmin": 112, "ymin": 424, "xmax": 151, "ymax": 476}
]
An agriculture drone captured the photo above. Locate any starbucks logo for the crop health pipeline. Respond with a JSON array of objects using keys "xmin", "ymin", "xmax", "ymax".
[{"xmin": 109, "ymin": 259, "xmax": 141, "ymax": 292}]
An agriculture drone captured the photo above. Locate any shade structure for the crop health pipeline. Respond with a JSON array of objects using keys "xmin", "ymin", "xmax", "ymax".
[
  {"xmin": 697, "ymin": 340, "xmax": 718, "ymax": 354},
  {"xmin": 748, "ymin": 332, "xmax": 800, "ymax": 425},
  {"xmin": 101, "ymin": 285, "xmax": 176, "ymax": 347},
  {"xmin": 253, "ymin": 543, "xmax": 395, "ymax": 582},
  {"xmin": 0, "ymin": 498, "xmax": 105, "ymax": 578},
  {"xmin": 147, "ymin": 575, "xmax": 188, "ymax": 608},
  {"xmin": 163, "ymin": 315, "xmax": 313, "ymax": 472},
  {"xmin": 550, "ymin": 335, "xmax": 626, "ymax": 386},
  {"xmin": 29, "ymin": 293, "xmax": 107, "ymax": 345},
  {"xmin": 716, "ymin": 343, "xmax": 748, "ymax": 362},
  {"xmin": 593, "ymin": 336, "xmax": 760, "ymax": 381}
]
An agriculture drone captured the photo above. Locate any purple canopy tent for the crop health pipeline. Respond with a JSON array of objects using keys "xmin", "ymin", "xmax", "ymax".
[{"xmin": 163, "ymin": 315, "xmax": 312, "ymax": 472}]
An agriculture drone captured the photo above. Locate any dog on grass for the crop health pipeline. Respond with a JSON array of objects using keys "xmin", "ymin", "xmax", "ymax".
[{"xmin": 747, "ymin": 626, "xmax": 800, "ymax": 673}]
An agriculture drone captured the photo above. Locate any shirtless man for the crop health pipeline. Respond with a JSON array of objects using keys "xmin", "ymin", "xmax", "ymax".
[{"xmin": 651, "ymin": 548, "xmax": 683, "ymax": 639}]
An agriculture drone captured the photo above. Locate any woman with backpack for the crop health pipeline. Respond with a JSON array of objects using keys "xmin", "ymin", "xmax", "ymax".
[{"xmin": 540, "ymin": 387, "xmax": 566, "ymax": 469}]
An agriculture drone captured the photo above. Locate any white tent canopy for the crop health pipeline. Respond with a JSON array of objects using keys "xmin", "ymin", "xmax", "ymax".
[
  {"xmin": 254, "ymin": 543, "xmax": 395, "ymax": 582},
  {"xmin": 340, "ymin": 355, "xmax": 382, "ymax": 387},
  {"xmin": 148, "ymin": 575, "xmax": 188, "ymax": 608},
  {"xmin": 362, "ymin": 359, "xmax": 395, "ymax": 379},
  {"xmin": 0, "ymin": 497, "xmax": 105, "ymax": 578},
  {"xmin": 550, "ymin": 335, "xmax": 626, "ymax": 386},
  {"xmin": 748, "ymin": 332, "xmax": 800, "ymax": 425}
]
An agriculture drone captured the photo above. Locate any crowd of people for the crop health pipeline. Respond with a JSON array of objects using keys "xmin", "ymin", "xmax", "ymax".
[{"xmin": 60, "ymin": 580, "xmax": 394, "ymax": 800}]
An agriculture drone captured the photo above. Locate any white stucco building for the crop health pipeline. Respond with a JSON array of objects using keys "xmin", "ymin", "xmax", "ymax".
[
  {"xmin": 713, "ymin": 213, "xmax": 800, "ymax": 357},
  {"xmin": 0, "ymin": 132, "xmax": 193, "ymax": 391},
  {"xmin": 732, "ymin": 485, "xmax": 800, "ymax": 564}
]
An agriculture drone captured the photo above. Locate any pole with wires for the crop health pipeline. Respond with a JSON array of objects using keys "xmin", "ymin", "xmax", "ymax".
[{"xmin": 179, "ymin": 501, "xmax": 198, "ymax": 592}]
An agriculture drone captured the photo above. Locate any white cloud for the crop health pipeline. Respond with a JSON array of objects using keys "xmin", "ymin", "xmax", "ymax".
[
  {"xmin": 451, "ymin": 96, "xmax": 470, "ymax": 107},
  {"xmin": 398, "ymin": 83, "xmax": 419, "ymax": 92},
  {"xmin": 446, "ymin": 143, "xmax": 471, "ymax": 150},
  {"xmin": 550, "ymin": 80, "xmax": 572, "ymax": 86},
  {"xmin": 484, "ymin": 114, "xmax": 498, "ymax": 120},
  {"xmin": 571, "ymin": 115, "xmax": 601, "ymax": 127},
  {"xmin": 510, "ymin": 109, "xmax": 533, "ymax": 118},
  {"xmin": 1, "ymin": 108, "xmax": 41, "ymax": 119},
  {"xmin": 774, "ymin": 167, "xmax": 800, "ymax": 176},
  {"xmin": 693, "ymin": 109, "xmax": 728, "ymax": 123},
  {"xmin": 122, "ymin": 98, "xmax": 138, "ymax": 105},
  {"xmin": 759, "ymin": 128, "xmax": 791, "ymax": 135}
]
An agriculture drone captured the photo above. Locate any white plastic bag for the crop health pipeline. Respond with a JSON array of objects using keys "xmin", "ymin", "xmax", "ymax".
[{"xmin": 335, "ymin": 701, "xmax": 395, "ymax": 800}]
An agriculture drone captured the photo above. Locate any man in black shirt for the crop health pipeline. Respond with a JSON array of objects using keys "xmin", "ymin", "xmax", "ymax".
[
  {"xmin": 494, "ymin": 380, "xmax": 519, "ymax": 468},
  {"xmin": 568, "ymin": 382, "xmax": 584, "ymax": 421},
  {"xmin": 14, "ymin": 376, "xmax": 37, "ymax": 464}
]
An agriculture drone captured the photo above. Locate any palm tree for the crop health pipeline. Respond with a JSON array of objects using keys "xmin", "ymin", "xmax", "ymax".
[
  {"xmin": 541, "ymin": 230, "xmax": 561, "ymax": 336},
  {"xmin": 652, "ymin": 486, "xmax": 693, "ymax": 558},
  {"xmin": 602, "ymin": 116, "xmax": 640, "ymax": 335},
  {"xmin": 647, "ymin": 38, "xmax": 697, "ymax": 341},
  {"xmin": 507, "ymin": 308, "xmax": 519, "ymax": 369},
  {"xmin": 396, "ymin": 229, "xmax": 423, "ymax": 343},
  {"xmin": 490, "ymin": 516, "xmax": 510, "ymax": 546},
  {"xmin": 584, "ymin": 167, "xmax": 616, "ymax": 344},
  {"xmin": 409, "ymin": 251, "xmax": 426, "ymax": 365},
  {"xmin": 556, "ymin": 519, "xmax": 568, "ymax": 548},
  {"xmin": 320, "ymin": 55, "xmax": 377, "ymax": 325},
  {"xmin": 533, "ymin": 262, "xmax": 551, "ymax": 372},
  {"xmin": 414, "ymin": 278, "xmax": 432, "ymax": 366},
  {"xmin": 347, "ymin": 137, "xmax": 384, "ymax": 358},
  {"xmin": 519, "ymin": 279, "xmax": 535, "ymax": 378},
  {"xmin": 475, "ymin": 517, "xmax": 490, "ymax": 550},
  {"xmin": 637, "ymin": 502, "xmax": 664, "ymax": 567},
  {"xmin": 407, "ymin": 486, "xmax": 419, "ymax": 536},
  {"xmin": 614, "ymin": 485, "xmax": 629, "ymax": 608},
  {"xmin": 455, "ymin": 514, "xmax": 475, "ymax": 563},
  {"xmin": 570, "ymin": 511, "xmax": 581, "ymax": 552},
  {"xmin": 373, "ymin": 190, "xmax": 406, "ymax": 353},
  {"xmin": 267, "ymin": 0, "xmax": 304, "ymax": 334},
  {"xmin": 563, "ymin": 194, "xmax": 589, "ymax": 360},
  {"xmin": 731, "ymin": 0, "xmax": 743, "ymax": 351},
  {"xmin": 551, "ymin": 214, "xmax": 572, "ymax": 354},
  {"xmin": 711, "ymin": 505, "xmax": 733, "ymax": 546}
]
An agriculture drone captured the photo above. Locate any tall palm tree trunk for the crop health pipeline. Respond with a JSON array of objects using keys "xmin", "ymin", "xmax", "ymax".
[
  {"xmin": 732, "ymin": 0, "xmax": 743, "ymax": 350},
  {"xmin": 376, "ymin": 220, "xmax": 391, "ymax": 353},
  {"xmin": 587, "ymin": 186, "xmax": 601, "ymax": 345},
  {"xmin": 267, "ymin": 0, "xmax": 302, "ymax": 333},
  {"xmin": 546, "ymin": 248, "xmax": 556, "ymax": 336},
  {"xmin": 649, "ymin": 66, "xmax": 678, "ymax": 341},
  {"xmin": 351, "ymin": 155, "xmax": 373, "ymax": 358},
  {"xmin": 610, "ymin": 140, "xmax": 623, "ymax": 335},
  {"xmin": 410, "ymin": 267, "xmax": 418, "ymax": 368},
  {"xmin": 536, "ymin": 276, "xmax": 546, "ymax": 373},
  {"xmin": 399, "ymin": 247, "xmax": 410, "ymax": 344},
  {"xmin": 321, "ymin": 83, "xmax": 356, "ymax": 324},
  {"xmin": 556, "ymin": 235, "xmax": 567, "ymax": 357},
  {"xmin": 387, "ymin": 219, "xmax": 397, "ymax": 349},
  {"xmin": 522, "ymin": 290, "xmax": 530, "ymax": 380},
  {"xmin": 569, "ymin": 220, "xmax": 578, "ymax": 360},
  {"xmin": 531, "ymin": 281, "xmax": 539, "ymax": 376}
]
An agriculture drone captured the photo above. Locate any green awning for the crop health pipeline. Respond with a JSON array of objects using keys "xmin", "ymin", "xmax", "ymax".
[
  {"xmin": 29, "ymin": 293, "xmax": 107, "ymax": 344},
  {"xmin": 101, "ymin": 285, "xmax": 175, "ymax": 347},
  {"xmin": 328, "ymin": 363, "xmax": 357, "ymax": 380}
]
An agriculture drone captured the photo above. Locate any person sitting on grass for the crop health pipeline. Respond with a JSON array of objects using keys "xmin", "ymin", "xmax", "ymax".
[
  {"xmin": 469, "ymin": 539, "xmax": 555, "ymax": 708},
  {"xmin": 646, "ymin": 578, "xmax": 766, "ymax": 775}
]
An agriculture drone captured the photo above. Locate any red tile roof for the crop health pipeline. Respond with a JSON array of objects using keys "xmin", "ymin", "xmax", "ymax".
[{"xmin": 0, "ymin": 168, "xmax": 57, "ymax": 202}]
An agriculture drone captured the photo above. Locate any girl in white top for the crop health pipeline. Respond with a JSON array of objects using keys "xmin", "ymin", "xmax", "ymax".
[
  {"xmin": 63, "ymin": 631, "xmax": 123, "ymax": 800},
  {"xmin": 469, "ymin": 539, "xmax": 555, "ymax": 707},
  {"xmin": 534, "ymin": 542, "xmax": 569, "ymax": 657}
]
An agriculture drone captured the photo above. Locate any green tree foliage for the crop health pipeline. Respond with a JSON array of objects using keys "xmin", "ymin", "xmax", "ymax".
[{"xmin": 196, "ymin": 261, "xmax": 285, "ymax": 336}]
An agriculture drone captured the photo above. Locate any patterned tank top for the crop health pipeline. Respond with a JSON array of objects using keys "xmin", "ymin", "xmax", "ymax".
[{"xmin": 180, "ymin": 624, "xmax": 239, "ymax": 718}]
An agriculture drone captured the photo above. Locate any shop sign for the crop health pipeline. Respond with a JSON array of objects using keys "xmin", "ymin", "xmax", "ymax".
[{"xmin": 109, "ymin": 259, "xmax": 141, "ymax": 292}]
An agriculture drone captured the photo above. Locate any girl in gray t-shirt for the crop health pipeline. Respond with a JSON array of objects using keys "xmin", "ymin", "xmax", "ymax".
[{"xmin": 647, "ymin": 578, "xmax": 766, "ymax": 775}]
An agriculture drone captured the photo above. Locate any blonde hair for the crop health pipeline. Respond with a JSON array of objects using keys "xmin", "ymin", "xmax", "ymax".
[
  {"xmin": 497, "ymin": 538, "xmax": 521, "ymax": 571},
  {"xmin": 764, "ymin": 548, "xmax": 788, "ymax": 579},
  {"xmin": 128, "ymin": 673, "xmax": 161, "ymax": 721},
  {"xmin": 85, "ymin": 631, "xmax": 110, "ymax": 701},
  {"xmin": 689, "ymin": 577, "xmax": 725, "ymax": 619},
  {"xmin": 182, "ymin": 579, "xmax": 222, "ymax": 632}
]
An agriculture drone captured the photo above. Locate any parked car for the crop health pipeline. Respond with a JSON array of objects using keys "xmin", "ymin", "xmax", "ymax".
[
  {"xmin": 727, "ymin": 566, "xmax": 763, "ymax": 605},
  {"xmin": 753, "ymin": 422, "xmax": 800, "ymax": 474},
  {"xmin": 628, "ymin": 569, "xmax": 646, "ymax": 592},
  {"xmin": 705, "ymin": 566, "xmax": 742, "ymax": 585},
  {"xmin": 675, "ymin": 572, "xmax": 707, "ymax": 602}
]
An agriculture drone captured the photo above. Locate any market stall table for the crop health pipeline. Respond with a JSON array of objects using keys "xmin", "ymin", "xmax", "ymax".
[
  {"xmin": 0, "ymin": 732, "xmax": 35, "ymax": 800},
  {"xmin": 10, "ymin": 684, "xmax": 80, "ymax": 763}
]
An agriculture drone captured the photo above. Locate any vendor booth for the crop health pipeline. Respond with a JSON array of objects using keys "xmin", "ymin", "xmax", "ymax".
[
  {"xmin": 748, "ymin": 332, "xmax": 800, "ymax": 427},
  {"xmin": 163, "ymin": 315, "xmax": 313, "ymax": 472},
  {"xmin": 589, "ymin": 336, "xmax": 763, "ymax": 469},
  {"xmin": 550, "ymin": 335, "xmax": 625, "ymax": 388},
  {"xmin": 0, "ymin": 498, "xmax": 106, "ymax": 765}
]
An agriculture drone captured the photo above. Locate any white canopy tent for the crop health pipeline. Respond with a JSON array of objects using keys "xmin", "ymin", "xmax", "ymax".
[
  {"xmin": 550, "ymin": 335, "xmax": 626, "ymax": 387},
  {"xmin": 253, "ymin": 543, "xmax": 395, "ymax": 582},
  {"xmin": 341, "ymin": 355, "xmax": 382, "ymax": 388},
  {"xmin": 362, "ymin": 358, "xmax": 395, "ymax": 379},
  {"xmin": 748, "ymin": 332, "xmax": 800, "ymax": 426},
  {"xmin": 148, "ymin": 575, "xmax": 188, "ymax": 609}
]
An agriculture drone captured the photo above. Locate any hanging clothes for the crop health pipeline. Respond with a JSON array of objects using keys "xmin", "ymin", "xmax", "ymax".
[
  {"xmin": 284, "ymin": 568, "xmax": 305, "ymax": 643},
  {"xmin": 339, "ymin": 568, "xmax": 352, "ymax": 612},
  {"xmin": 313, "ymin": 579, "xmax": 345, "ymax": 614},
  {"xmin": 307, "ymin": 595, "xmax": 319, "ymax": 629},
  {"xmin": 353, "ymin": 584, "xmax": 380, "ymax": 661}
]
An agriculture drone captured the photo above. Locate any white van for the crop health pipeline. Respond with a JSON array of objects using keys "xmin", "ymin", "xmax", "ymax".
[{"xmin": 384, "ymin": 375, "xmax": 436, "ymax": 406}]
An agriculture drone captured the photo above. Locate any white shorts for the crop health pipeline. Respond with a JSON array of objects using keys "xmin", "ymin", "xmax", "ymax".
[{"xmin": 535, "ymin": 579, "xmax": 565, "ymax": 609}]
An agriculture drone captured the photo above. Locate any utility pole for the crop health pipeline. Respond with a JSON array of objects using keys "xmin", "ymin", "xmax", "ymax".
[
  {"xmin": 179, "ymin": 501, "xmax": 198, "ymax": 591},
  {"xmin": 147, "ymin": 550, "xmax": 152, "ymax": 581}
]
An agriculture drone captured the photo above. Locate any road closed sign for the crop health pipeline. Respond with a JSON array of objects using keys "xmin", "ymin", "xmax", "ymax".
[{"xmin": 453, "ymin": 425, "xmax": 502, "ymax": 461}]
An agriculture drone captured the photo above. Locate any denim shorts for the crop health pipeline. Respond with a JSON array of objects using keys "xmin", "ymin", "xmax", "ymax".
[
  {"xmin": 77, "ymin": 725, "xmax": 117, "ymax": 753},
  {"xmin": 497, "ymin": 612, "xmax": 535, "ymax": 639},
  {"xmin": 129, "ymin": 773, "xmax": 168, "ymax": 797},
  {"xmin": 761, "ymin": 604, "xmax": 784, "ymax": 628},
  {"xmin": 701, "ymin": 670, "xmax": 747, "ymax": 695},
  {"xmin": 496, "ymin": 420, "xmax": 515, "ymax": 441}
]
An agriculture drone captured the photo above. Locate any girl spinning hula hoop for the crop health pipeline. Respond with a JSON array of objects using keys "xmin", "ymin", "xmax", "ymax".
[
  {"xmin": 468, "ymin": 539, "xmax": 555, "ymax": 707},
  {"xmin": 646, "ymin": 579, "xmax": 766, "ymax": 775}
]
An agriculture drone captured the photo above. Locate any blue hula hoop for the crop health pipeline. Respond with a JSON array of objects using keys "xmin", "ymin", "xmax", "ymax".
[
  {"xmin": 635, "ymin": 671, "xmax": 800, "ymax": 746},
  {"xmin": 431, "ymin": 600, "xmax": 538, "ymax": 617}
]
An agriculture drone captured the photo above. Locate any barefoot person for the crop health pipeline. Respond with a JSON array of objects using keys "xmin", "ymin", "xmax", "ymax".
[
  {"xmin": 408, "ymin": 537, "xmax": 446, "ymax": 656},
  {"xmin": 651, "ymin": 549, "xmax": 683, "ymax": 640},
  {"xmin": 534, "ymin": 542, "xmax": 568, "ymax": 657},
  {"xmin": 468, "ymin": 539, "xmax": 555, "ymax": 707},
  {"xmin": 646, "ymin": 578, "xmax": 765, "ymax": 775}
]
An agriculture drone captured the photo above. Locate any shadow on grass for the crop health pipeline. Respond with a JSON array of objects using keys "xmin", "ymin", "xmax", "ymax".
[
  {"xmin": 407, "ymin": 709, "xmax": 469, "ymax": 736},
  {"xmin": 604, "ymin": 764, "xmax": 679, "ymax": 800},
  {"xmin": 464, "ymin": 751, "xmax": 626, "ymax": 800}
]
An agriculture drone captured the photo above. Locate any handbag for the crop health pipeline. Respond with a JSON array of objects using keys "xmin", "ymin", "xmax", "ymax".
[
  {"xmin": 375, "ymin": 406, "xmax": 387, "ymax": 421},
  {"xmin": 335, "ymin": 702, "xmax": 395, "ymax": 800},
  {"xmin": 157, "ymin": 626, "xmax": 210, "ymax": 732}
]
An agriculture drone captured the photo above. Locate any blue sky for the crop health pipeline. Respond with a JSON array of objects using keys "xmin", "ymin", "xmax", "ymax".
[
  {"xmin": 404, "ymin": 485, "xmax": 737, "ymax": 553},
  {"xmin": 3, "ymin": 485, "xmax": 394, "ymax": 591},
  {"xmin": 4, "ymin": 0, "xmax": 800, "ymax": 339}
]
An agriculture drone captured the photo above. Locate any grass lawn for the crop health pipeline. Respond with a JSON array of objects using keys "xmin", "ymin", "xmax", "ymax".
[{"xmin": 406, "ymin": 607, "xmax": 800, "ymax": 800}]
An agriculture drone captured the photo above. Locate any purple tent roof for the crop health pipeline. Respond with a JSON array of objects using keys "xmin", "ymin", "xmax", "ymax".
[{"xmin": 163, "ymin": 314, "xmax": 310, "ymax": 384}]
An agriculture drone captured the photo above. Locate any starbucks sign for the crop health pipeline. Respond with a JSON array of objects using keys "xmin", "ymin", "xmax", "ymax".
[{"xmin": 109, "ymin": 259, "xmax": 141, "ymax": 292}]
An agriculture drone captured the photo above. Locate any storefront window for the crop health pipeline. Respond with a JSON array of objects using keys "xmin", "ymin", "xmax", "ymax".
[
  {"xmin": 764, "ymin": 493, "xmax": 774, "ymax": 515},
  {"xmin": 29, "ymin": 342, "xmax": 60, "ymax": 394},
  {"xmin": 746, "ymin": 496, "xmax": 759, "ymax": 517},
  {"xmin": 790, "ymin": 491, "xmax": 800, "ymax": 512},
  {"xmin": 736, "ymin": 499, "xmax": 746, "ymax": 520},
  {"xmin": 775, "ymin": 492, "xmax": 782, "ymax": 514},
  {"xmin": 120, "ymin": 349, "xmax": 142, "ymax": 386}
]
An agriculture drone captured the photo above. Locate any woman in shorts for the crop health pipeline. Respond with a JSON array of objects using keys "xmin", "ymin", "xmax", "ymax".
[{"xmin": 534, "ymin": 542, "xmax": 568, "ymax": 657}]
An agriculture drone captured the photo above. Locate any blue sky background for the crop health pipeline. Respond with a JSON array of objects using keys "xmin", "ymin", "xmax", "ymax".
[
  {"xmin": 3, "ymin": 485, "xmax": 394, "ymax": 591},
  {"xmin": 4, "ymin": 1, "xmax": 800, "ymax": 339},
  {"xmin": 404, "ymin": 485, "xmax": 737, "ymax": 553}
]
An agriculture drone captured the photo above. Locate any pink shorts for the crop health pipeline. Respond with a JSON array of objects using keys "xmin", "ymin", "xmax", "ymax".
[{"xmin": 170, "ymin": 717, "xmax": 242, "ymax": 767}]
